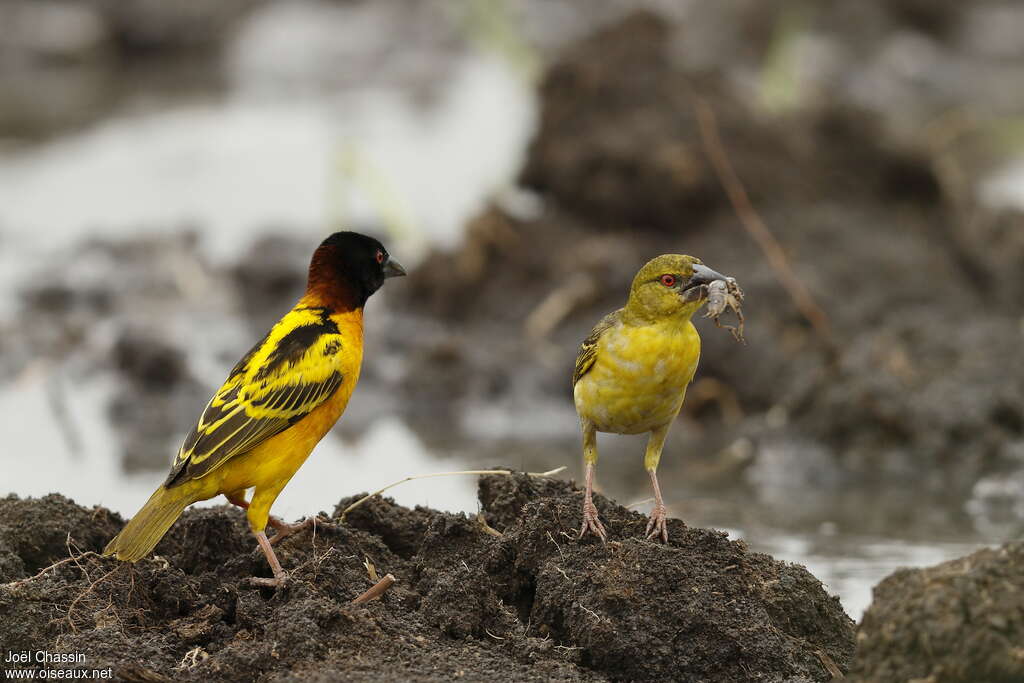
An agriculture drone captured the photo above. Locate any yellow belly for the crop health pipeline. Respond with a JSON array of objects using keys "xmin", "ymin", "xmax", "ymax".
[
  {"xmin": 575, "ymin": 319, "xmax": 699, "ymax": 434},
  {"xmin": 211, "ymin": 382, "xmax": 356, "ymax": 496}
]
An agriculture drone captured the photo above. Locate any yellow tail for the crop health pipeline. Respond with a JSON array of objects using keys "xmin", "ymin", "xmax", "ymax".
[{"xmin": 103, "ymin": 485, "xmax": 193, "ymax": 562}]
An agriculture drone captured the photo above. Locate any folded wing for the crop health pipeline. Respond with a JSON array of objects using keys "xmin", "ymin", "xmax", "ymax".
[
  {"xmin": 165, "ymin": 307, "xmax": 347, "ymax": 487},
  {"xmin": 572, "ymin": 310, "xmax": 620, "ymax": 386}
]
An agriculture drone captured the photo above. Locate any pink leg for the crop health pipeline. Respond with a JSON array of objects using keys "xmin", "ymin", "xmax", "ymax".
[
  {"xmin": 645, "ymin": 469, "xmax": 669, "ymax": 543},
  {"xmin": 249, "ymin": 531, "xmax": 289, "ymax": 588},
  {"xmin": 267, "ymin": 516, "xmax": 320, "ymax": 546},
  {"xmin": 579, "ymin": 462, "xmax": 607, "ymax": 542},
  {"xmin": 226, "ymin": 493, "xmax": 322, "ymax": 545}
]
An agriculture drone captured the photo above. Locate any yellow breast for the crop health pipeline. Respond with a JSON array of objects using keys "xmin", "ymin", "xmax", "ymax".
[{"xmin": 575, "ymin": 318, "xmax": 699, "ymax": 434}]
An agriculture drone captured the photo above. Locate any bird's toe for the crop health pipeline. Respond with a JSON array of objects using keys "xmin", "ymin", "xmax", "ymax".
[
  {"xmin": 579, "ymin": 501, "xmax": 608, "ymax": 543},
  {"xmin": 645, "ymin": 506, "xmax": 670, "ymax": 543}
]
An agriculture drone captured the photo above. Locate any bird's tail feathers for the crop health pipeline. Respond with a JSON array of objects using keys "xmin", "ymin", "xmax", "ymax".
[{"xmin": 103, "ymin": 485, "xmax": 192, "ymax": 562}]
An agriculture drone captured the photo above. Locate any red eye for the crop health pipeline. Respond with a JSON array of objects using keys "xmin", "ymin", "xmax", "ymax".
[
  {"xmin": 376, "ymin": 250, "xmax": 385, "ymax": 264},
  {"xmin": 660, "ymin": 274, "xmax": 676, "ymax": 287}
]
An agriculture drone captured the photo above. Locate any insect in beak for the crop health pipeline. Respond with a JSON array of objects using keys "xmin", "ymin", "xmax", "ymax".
[{"xmin": 679, "ymin": 264, "xmax": 728, "ymax": 303}]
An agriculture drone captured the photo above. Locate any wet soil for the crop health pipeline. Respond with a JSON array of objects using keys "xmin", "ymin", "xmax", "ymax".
[
  {"xmin": 0, "ymin": 475, "xmax": 855, "ymax": 682},
  {"xmin": 849, "ymin": 541, "xmax": 1024, "ymax": 683}
]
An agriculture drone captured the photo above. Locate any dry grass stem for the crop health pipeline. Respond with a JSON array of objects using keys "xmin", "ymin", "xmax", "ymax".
[
  {"xmin": 477, "ymin": 512, "xmax": 503, "ymax": 537},
  {"xmin": 3, "ymin": 551, "xmax": 102, "ymax": 590},
  {"xmin": 695, "ymin": 98, "xmax": 836, "ymax": 358},
  {"xmin": 339, "ymin": 467, "xmax": 567, "ymax": 521}
]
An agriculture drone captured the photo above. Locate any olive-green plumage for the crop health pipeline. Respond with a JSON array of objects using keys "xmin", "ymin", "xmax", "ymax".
[
  {"xmin": 572, "ymin": 254, "xmax": 729, "ymax": 542},
  {"xmin": 103, "ymin": 486, "xmax": 192, "ymax": 561}
]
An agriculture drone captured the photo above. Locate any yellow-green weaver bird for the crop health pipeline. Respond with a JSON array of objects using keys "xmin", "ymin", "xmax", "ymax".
[
  {"xmin": 104, "ymin": 231, "xmax": 405, "ymax": 586},
  {"xmin": 572, "ymin": 254, "xmax": 729, "ymax": 543}
]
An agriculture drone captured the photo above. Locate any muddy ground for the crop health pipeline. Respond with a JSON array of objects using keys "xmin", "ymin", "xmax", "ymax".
[
  {"xmin": 850, "ymin": 541, "xmax": 1024, "ymax": 683},
  {"xmin": 1, "ymin": 475, "xmax": 854, "ymax": 682}
]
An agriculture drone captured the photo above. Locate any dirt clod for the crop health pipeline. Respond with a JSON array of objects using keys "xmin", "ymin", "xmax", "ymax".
[
  {"xmin": 0, "ymin": 476, "xmax": 854, "ymax": 681},
  {"xmin": 849, "ymin": 542, "xmax": 1024, "ymax": 683}
]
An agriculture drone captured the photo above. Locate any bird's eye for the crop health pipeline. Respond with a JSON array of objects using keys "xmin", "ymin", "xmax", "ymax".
[
  {"xmin": 660, "ymin": 274, "xmax": 676, "ymax": 287},
  {"xmin": 376, "ymin": 250, "xmax": 385, "ymax": 264}
]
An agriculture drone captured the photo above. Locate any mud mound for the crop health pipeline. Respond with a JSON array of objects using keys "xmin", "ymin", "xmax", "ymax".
[
  {"xmin": 0, "ymin": 476, "xmax": 854, "ymax": 682},
  {"xmin": 520, "ymin": 11, "xmax": 940, "ymax": 233},
  {"xmin": 0, "ymin": 494, "xmax": 122, "ymax": 580},
  {"xmin": 849, "ymin": 542, "xmax": 1024, "ymax": 683}
]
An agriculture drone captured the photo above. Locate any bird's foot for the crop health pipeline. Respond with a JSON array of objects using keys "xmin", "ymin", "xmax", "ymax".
[
  {"xmin": 248, "ymin": 570, "xmax": 289, "ymax": 588},
  {"xmin": 268, "ymin": 515, "xmax": 334, "ymax": 546},
  {"xmin": 645, "ymin": 503, "xmax": 669, "ymax": 543},
  {"xmin": 578, "ymin": 498, "xmax": 607, "ymax": 543}
]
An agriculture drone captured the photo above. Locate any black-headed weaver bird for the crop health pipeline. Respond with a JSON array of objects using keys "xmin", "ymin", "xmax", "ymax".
[
  {"xmin": 104, "ymin": 231, "xmax": 405, "ymax": 586},
  {"xmin": 572, "ymin": 254, "xmax": 728, "ymax": 543}
]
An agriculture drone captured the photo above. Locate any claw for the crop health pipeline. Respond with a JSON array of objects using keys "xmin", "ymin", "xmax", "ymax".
[
  {"xmin": 645, "ymin": 504, "xmax": 669, "ymax": 543},
  {"xmin": 579, "ymin": 498, "xmax": 607, "ymax": 543}
]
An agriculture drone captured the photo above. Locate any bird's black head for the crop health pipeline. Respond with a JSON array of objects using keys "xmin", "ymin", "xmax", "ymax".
[{"xmin": 307, "ymin": 231, "xmax": 406, "ymax": 309}]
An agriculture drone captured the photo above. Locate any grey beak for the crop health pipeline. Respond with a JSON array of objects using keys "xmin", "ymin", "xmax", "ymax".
[
  {"xmin": 384, "ymin": 257, "xmax": 407, "ymax": 278},
  {"xmin": 685, "ymin": 263, "xmax": 728, "ymax": 290}
]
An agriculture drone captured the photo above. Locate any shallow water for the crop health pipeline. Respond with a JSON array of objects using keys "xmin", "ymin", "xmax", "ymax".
[{"xmin": 0, "ymin": 56, "xmax": 535, "ymax": 265}]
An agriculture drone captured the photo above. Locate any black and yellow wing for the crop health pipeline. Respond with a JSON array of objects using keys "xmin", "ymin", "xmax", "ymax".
[
  {"xmin": 164, "ymin": 307, "xmax": 349, "ymax": 488},
  {"xmin": 572, "ymin": 309, "xmax": 620, "ymax": 386}
]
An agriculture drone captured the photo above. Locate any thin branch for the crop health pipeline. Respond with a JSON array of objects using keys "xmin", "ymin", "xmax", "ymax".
[
  {"xmin": 3, "ymin": 552, "xmax": 101, "ymax": 590},
  {"xmin": 694, "ymin": 98, "xmax": 837, "ymax": 359},
  {"xmin": 814, "ymin": 649, "xmax": 844, "ymax": 679},
  {"xmin": 352, "ymin": 573, "xmax": 396, "ymax": 605},
  {"xmin": 524, "ymin": 273, "xmax": 596, "ymax": 340},
  {"xmin": 339, "ymin": 467, "xmax": 567, "ymax": 521},
  {"xmin": 477, "ymin": 512, "xmax": 503, "ymax": 537}
]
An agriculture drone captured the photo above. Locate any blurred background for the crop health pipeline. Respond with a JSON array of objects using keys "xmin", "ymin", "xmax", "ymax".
[{"xmin": 2, "ymin": 0, "xmax": 1023, "ymax": 619}]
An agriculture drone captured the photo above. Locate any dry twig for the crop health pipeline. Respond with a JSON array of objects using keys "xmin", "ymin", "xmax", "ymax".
[
  {"xmin": 339, "ymin": 467, "xmax": 566, "ymax": 521},
  {"xmin": 352, "ymin": 573, "xmax": 396, "ymax": 605},
  {"xmin": 694, "ymin": 98, "xmax": 837, "ymax": 359},
  {"xmin": 477, "ymin": 512, "xmax": 503, "ymax": 537},
  {"xmin": 525, "ymin": 273, "xmax": 597, "ymax": 340},
  {"xmin": 815, "ymin": 649, "xmax": 844, "ymax": 679},
  {"xmin": 3, "ymin": 551, "xmax": 102, "ymax": 590}
]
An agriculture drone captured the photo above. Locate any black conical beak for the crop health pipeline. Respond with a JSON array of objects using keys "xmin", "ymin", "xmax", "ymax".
[
  {"xmin": 384, "ymin": 257, "xmax": 406, "ymax": 278},
  {"xmin": 684, "ymin": 263, "xmax": 728, "ymax": 290},
  {"xmin": 680, "ymin": 263, "xmax": 728, "ymax": 302}
]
